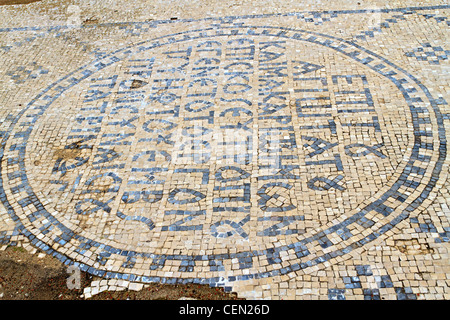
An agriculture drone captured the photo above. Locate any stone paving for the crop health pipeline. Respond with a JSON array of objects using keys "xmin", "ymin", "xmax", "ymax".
[{"xmin": 0, "ymin": 0, "xmax": 449, "ymax": 300}]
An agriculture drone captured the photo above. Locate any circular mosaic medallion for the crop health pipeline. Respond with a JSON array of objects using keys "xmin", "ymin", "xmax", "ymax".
[{"xmin": 1, "ymin": 25, "xmax": 446, "ymax": 284}]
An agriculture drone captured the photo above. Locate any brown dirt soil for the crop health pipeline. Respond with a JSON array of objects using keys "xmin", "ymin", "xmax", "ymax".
[
  {"xmin": 0, "ymin": 0, "xmax": 41, "ymax": 5},
  {"xmin": 0, "ymin": 245, "xmax": 243, "ymax": 300}
]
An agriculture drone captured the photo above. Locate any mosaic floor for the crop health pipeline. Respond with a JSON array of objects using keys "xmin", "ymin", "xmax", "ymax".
[{"xmin": 0, "ymin": 0, "xmax": 449, "ymax": 300}]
